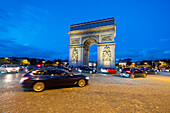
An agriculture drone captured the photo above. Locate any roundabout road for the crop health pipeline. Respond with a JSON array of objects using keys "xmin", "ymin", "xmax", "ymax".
[{"xmin": 0, "ymin": 71, "xmax": 170, "ymax": 113}]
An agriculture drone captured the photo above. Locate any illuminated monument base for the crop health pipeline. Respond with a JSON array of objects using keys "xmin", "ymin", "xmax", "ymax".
[{"xmin": 68, "ymin": 18, "xmax": 116, "ymax": 68}]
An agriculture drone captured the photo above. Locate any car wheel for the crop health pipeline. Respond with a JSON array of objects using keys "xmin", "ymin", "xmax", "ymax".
[
  {"xmin": 143, "ymin": 73, "xmax": 147, "ymax": 78},
  {"xmin": 78, "ymin": 79, "xmax": 86, "ymax": 87},
  {"xmin": 130, "ymin": 74, "xmax": 135, "ymax": 79},
  {"xmin": 155, "ymin": 72, "xmax": 158, "ymax": 75},
  {"xmin": 33, "ymin": 82, "xmax": 45, "ymax": 92},
  {"xmin": 90, "ymin": 71, "xmax": 93, "ymax": 74}
]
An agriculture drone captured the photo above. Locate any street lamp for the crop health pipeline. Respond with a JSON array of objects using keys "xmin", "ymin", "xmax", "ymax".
[
  {"xmin": 56, "ymin": 62, "xmax": 59, "ymax": 66},
  {"xmin": 42, "ymin": 61, "xmax": 45, "ymax": 66}
]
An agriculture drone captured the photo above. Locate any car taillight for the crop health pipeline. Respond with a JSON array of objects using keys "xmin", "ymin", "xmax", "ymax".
[
  {"xmin": 37, "ymin": 64, "xmax": 41, "ymax": 67},
  {"xmin": 126, "ymin": 70, "xmax": 131, "ymax": 73},
  {"xmin": 20, "ymin": 77, "xmax": 29, "ymax": 81}
]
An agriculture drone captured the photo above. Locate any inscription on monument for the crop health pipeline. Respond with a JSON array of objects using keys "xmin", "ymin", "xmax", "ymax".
[{"xmin": 101, "ymin": 34, "xmax": 112, "ymax": 42}]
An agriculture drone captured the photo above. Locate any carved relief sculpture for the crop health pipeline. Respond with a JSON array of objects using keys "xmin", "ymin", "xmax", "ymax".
[
  {"xmin": 71, "ymin": 38, "xmax": 80, "ymax": 45},
  {"xmin": 102, "ymin": 45, "xmax": 111, "ymax": 61},
  {"xmin": 72, "ymin": 48, "xmax": 78, "ymax": 61},
  {"xmin": 101, "ymin": 34, "xmax": 112, "ymax": 42}
]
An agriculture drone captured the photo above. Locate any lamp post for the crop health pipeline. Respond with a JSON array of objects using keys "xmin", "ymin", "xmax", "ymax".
[
  {"xmin": 42, "ymin": 61, "xmax": 45, "ymax": 66},
  {"xmin": 144, "ymin": 62, "xmax": 147, "ymax": 68}
]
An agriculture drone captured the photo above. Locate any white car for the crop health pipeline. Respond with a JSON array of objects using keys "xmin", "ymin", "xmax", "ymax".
[
  {"xmin": 0, "ymin": 64, "xmax": 20, "ymax": 73},
  {"xmin": 165, "ymin": 69, "xmax": 170, "ymax": 72}
]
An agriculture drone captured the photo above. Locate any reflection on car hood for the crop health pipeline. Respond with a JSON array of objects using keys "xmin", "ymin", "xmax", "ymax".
[{"xmin": 73, "ymin": 74, "xmax": 86, "ymax": 77}]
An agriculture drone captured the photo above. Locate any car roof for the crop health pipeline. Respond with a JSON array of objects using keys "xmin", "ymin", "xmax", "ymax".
[
  {"xmin": 33, "ymin": 68, "xmax": 67, "ymax": 72},
  {"xmin": 2, "ymin": 64, "xmax": 19, "ymax": 66}
]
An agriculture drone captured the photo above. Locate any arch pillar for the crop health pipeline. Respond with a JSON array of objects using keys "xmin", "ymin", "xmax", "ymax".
[{"xmin": 97, "ymin": 43, "xmax": 115, "ymax": 68}]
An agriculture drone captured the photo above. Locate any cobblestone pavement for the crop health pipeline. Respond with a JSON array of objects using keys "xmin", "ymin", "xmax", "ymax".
[{"xmin": 0, "ymin": 72, "xmax": 170, "ymax": 113}]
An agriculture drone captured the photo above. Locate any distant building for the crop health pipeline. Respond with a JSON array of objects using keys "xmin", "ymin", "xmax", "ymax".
[
  {"xmin": 118, "ymin": 59, "xmax": 132, "ymax": 67},
  {"xmin": 118, "ymin": 61, "xmax": 127, "ymax": 67}
]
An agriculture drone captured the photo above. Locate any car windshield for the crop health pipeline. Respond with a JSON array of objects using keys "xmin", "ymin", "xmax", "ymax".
[
  {"xmin": 123, "ymin": 68, "xmax": 131, "ymax": 70},
  {"xmin": 109, "ymin": 68, "xmax": 115, "ymax": 70}
]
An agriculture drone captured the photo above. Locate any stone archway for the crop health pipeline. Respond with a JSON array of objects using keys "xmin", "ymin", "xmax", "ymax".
[
  {"xmin": 68, "ymin": 18, "xmax": 116, "ymax": 68},
  {"xmin": 83, "ymin": 38, "xmax": 97, "ymax": 66}
]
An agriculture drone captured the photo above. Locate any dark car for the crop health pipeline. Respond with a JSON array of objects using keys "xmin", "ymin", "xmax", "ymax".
[
  {"xmin": 120, "ymin": 67, "xmax": 147, "ymax": 79},
  {"xmin": 20, "ymin": 68, "xmax": 89, "ymax": 92},
  {"xmin": 56, "ymin": 66, "xmax": 72, "ymax": 72},
  {"xmin": 140, "ymin": 68, "xmax": 158, "ymax": 75},
  {"xmin": 78, "ymin": 67, "xmax": 97, "ymax": 74}
]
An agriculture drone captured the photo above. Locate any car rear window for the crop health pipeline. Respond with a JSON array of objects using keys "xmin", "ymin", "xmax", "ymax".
[
  {"xmin": 123, "ymin": 68, "xmax": 130, "ymax": 71},
  {"xmin": 109, "ymin": 68, "xmax": 115, "ymax": 70},
  {"xmin": 32, "ymin": 70, "xmax": 45, "ymax": 75}
]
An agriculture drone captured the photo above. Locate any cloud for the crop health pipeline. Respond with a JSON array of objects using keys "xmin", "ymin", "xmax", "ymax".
[
  {"xmin": 0, "ymin": 5, "xmax": 64, "ymax": 60},
  {"xmin": 0, "ymin": 8, "xmax": 11, "ymax": 34},
  {"xmin": 88, "ymin": 48, "xmax": 170, "ymax": 62},
  {"xmin": 0, "ymin": 38, "xmax": 65, "ymax": 60},
  {"xmin": 0, "ymin": 5, "xmax": 49, "ymax": 45},
  {"xmin": 116, "ymin": 48, "xmax": 170, "ymax": 61},
  {"xmin": 0, "ymin": 8, "xmax": 9, "ymax": 20},
  {"xmin": 159, "ymin": 38, "xmax": 170, "ymax": 42}
]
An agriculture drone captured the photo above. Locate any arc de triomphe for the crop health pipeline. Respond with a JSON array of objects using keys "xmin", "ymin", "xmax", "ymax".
[{"xmin": 68, "ymin": 17, "xmax": 116, "ymax": 68}]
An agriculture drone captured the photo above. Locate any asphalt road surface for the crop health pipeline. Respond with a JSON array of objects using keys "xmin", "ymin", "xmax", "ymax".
[{"xmin": 0, "ymin": 71, "xmax": 170, "ymax": 113}]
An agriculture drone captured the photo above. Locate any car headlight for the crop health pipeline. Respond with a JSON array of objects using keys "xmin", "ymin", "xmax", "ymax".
[
  {"xmin": 6, "ymin": 68, "xmax": 12, "ymax": 72},
  {"xmin": 85, "ymin": 77, "xmax": 89, "ymax": 80}
]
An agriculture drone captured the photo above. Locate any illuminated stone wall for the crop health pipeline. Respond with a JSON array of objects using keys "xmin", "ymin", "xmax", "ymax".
[{"xmin": 68, "ymin": 18, "xmax": 116, "ymax": 68}]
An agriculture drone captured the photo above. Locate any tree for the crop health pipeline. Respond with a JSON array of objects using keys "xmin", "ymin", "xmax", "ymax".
[
  {"xmin": 20, "ymin": 60, "xmax": 30, "ymax": 65},
  {"xmin": 29, "ymin": 59, "xmax": 37, "ymax": 65},
  {"xmin": 10, "ymin": 58, "xmax": 20, "ymax": 64},
  {"xmin": 0, "ymin": 58, "xmax": 11, "ymax": 66},
  {"xmin": 45, "ymin": 60, "xmax": 53, "ymax": 66}
]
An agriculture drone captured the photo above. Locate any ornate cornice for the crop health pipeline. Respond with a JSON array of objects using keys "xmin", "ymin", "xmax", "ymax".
[
  {"xmin": 68, "ymin": 25, "xmax": 116, "ymax": 35},
  {"xmin": 70, "ymin": 17, "xmax": 115, "ymax": 28}
]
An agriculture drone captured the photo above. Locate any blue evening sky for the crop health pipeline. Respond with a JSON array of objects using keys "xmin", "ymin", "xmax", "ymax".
[{"xmin": 0, "ymin": 0, "xmax": 170, "ymax": 61}]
